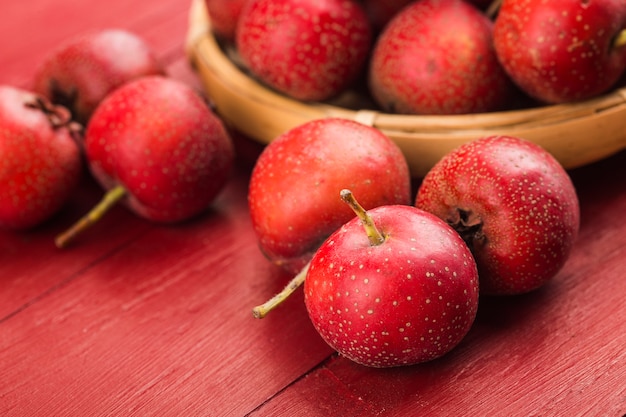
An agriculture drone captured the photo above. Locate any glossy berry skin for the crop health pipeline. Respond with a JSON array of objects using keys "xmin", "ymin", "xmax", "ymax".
[
  {"xmin": 493, "ymin": 0, "xmax": 626, "ymax": 103},
  {"xmin": 32, "ymin": 29, "xmax": 164, "ymax": 124},
  {"xmin": 415, "ymin": 136, "xmax": 580, "ymax": 295},
  {"xmin": 304, "ymin": 204, "xmax": 479, "ymax": 368},
  {"xmin": 0, "ymin": 86, "xmax": 82, "ymax": 230},
  {"xmin": 85, "ymin": 76, "xmax": 234, "ymax": 223},
  {"xmin": 236, "ymin": 0, "xmax": 372, "ymax": 101},
  {"xmin": 368, "ymin": 0, "xmax": 515, "ymax": 115},
  {"xmin": 248, "ymin": 118, "xmax": 411, "ymax": 274}
]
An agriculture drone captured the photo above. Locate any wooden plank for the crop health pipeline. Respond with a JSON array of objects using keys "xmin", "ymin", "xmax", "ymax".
[
  {"xmin": 0, "ymin": 175, "xmax": 153, "ymax": 320},
  {"xmin": 244, "ymin": 150, "xmax": 626, "ymax": 416},
  {"xmin": 0, "ymin": 52, "xmax": 213, "ymax": 321},
  {"xmin": 0, "ymin": 170, "xmax": 334, "ymax": 417},
  {"xmin": 2, "ymin": 0, "xmax": 626, "ymax": 415},
  {"xmin": 0, "ymin": 57, "xmax": 201, "ymax": 320},
  {"xmin": 0, "ymin": 0, "xmax": 190, "ymax": 88},
  {"xmin": 248, "ymin": 368, "xmax": 376, "ymax": 417},
  {"xmin": 0, "ymin": 0, "xmax": 210, "ymax": 320},
  {"xmin": 320, "ymin": 245, "xmax": 626, "ymax": 416}
]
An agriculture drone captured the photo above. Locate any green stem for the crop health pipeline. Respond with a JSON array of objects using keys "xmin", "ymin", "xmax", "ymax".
[
  {"xmin": 252, "ymin": 262, "xmax": 310, "ymax": 319},
  {"xmin": 55, "ymin": 184, "xmax": 127, "ymax": 248},
  {"xmin": 486, "ymin": 0, "xmax": 503, "ymax": 19},
  {"xmin": 614, "ymin": 29, "xmax": 626, "ymax": 49},
  {"xmin": 340, "ymin": 189, "xmax": 385, "ymax": 246}
]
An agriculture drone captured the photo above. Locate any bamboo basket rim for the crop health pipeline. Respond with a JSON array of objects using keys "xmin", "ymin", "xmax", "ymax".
[{"xmin": 185, "ymin": 0, "xmax": 626, "ymax": 177}]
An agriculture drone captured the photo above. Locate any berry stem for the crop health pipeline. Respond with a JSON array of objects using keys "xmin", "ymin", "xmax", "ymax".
[
  {"xmin": 614, "ymin": 29, "xmax": 626, "ymax": 49},
  {"xmin": 25, "ymin": 96, "xmax": 73, "ymax": 129},
  {"xmin": 252, "ymin": 262, "xmax": 310, "ymax": 319},
  {"xmin": 485, "ymin": 0, "xmax": 503, "ymax": 19},
  {"xmin": 340, "ymin": 189, "xmax": 385, "ymax": 246},
  {"xmin": 55, "ymin": 184, "xmax": 127, "ymax": 248}
]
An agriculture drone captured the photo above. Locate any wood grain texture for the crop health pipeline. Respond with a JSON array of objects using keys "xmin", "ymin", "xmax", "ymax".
[
  {"xmin": 1, "ymin": 0, "xmax": 626, "ymax": 416},
  {"xmin": 1, "ymin": 1, "xmax": 331, "ymax": 415},
  {"xmin": 0, "ymin": 175, "xmax": 152, "ymax": 319},
  {"xmin": 1, "ymin": 172, "xmax": 333, "ymax": 417},
  {"xmin": 248, "ymin": 152, "xmax": 626, "ymax": 417},
  {"xmin": 0, "ymin": 0, "xmax": 188, "ymax": 88}
]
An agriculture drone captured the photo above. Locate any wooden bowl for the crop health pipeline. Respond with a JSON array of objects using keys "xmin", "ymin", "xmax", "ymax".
[{"xmin": 185, "ymin": 0, "xmax": 626, "ymax": 177}]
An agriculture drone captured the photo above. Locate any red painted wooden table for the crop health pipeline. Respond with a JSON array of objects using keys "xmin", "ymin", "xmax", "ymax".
[{"xmin": 1, "ymin": 1, "xmax": 625, "ymax": 416}]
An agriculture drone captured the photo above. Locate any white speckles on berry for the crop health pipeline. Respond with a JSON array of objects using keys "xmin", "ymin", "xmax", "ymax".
[{"xmin": 304, "ymin": 205, "xmax": 480, "ymax": 367}]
